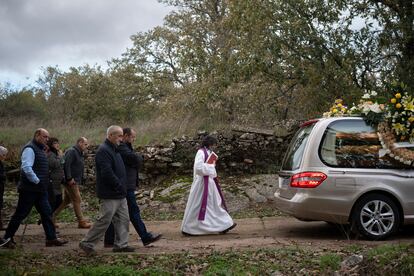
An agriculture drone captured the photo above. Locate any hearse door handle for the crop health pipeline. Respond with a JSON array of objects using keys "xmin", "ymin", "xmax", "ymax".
[{"xmin": 329, "ymin": 170, "xmax": 346, "ymax": 175}]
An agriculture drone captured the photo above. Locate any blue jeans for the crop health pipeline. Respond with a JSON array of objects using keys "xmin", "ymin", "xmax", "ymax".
[
  {"xmin": 4, "ymin": 191, "xmax": 57, "ymax": 241},
  {"xmin": 104, "ymin": 190, "xmax": 151, "ymax": 245}
]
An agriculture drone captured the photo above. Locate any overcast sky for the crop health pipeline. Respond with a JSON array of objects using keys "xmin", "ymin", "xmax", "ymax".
[{"xmin": 0, "ymin": 0, "xmax": 171, "ymax": 88}]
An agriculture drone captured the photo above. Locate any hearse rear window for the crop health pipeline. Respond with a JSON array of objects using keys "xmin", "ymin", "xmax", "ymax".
[{"xmin": 319, "ymin": 119, "xmax": 411, "ymax": 169}]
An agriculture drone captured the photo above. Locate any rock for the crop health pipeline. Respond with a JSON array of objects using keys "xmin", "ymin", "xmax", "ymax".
[
  {"xmin": 341, "ymin": 254, "xmax": 363, "ymax": 270},
  {"xmin": 159, "ymin": 181, "xmax": 191, "ymax": 197},
  {"xmin": 273, "ymin": 127, "xmax": 290, "ymax": 137},
  {"xmin": 240, "ymin": 133, "xmax": 256, "ymax": 140},
  {"xmin": 224, "ymin": 192, "xmax": 250, "ymax": 212},
  {"xmin": 244, "ymin": 188, "xmax": 267, "ymax": 203},
  {"xmin": 171, "ymin": 162, "xmax": 183, "ymax": 167},
  {"xmin": 155, "ymin": 155, "xmax": 173, "ymax": 162},
  {"xmin": 244, "ymin": 159, "xmax": 253, "ymax": 164},
  {"xmin": 150, "ymin": 190, "xmax": 155, "ymax": 200}
]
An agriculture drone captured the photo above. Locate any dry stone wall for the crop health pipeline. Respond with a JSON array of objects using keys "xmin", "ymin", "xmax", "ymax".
[{"xmin": 84, "ymin": 122, "xmax": 299, "ymax": 186}]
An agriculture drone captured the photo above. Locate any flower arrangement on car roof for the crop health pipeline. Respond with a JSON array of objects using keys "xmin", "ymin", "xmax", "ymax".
[{"xmin": 323, "ymin": 82, "xmax": 414, "ymax": 165}]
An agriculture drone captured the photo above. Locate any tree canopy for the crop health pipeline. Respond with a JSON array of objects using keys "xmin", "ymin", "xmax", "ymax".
[{"xmin": 1, "ymin": 0, "xmax": 412, "ymax": 126}]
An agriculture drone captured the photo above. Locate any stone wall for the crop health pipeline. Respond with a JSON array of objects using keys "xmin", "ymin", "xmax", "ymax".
[{"xmin": 83, "ymin": 123, "xmax": 298, "ymax": 186}]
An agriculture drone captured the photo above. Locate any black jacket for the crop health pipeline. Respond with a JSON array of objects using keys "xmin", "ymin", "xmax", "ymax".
[
  {"xmin": 117, "ymin": 142, "xmax": 143, "ymax": 191},
  {"xmin": 0, "ymin": 160, "xmax": 5, "ymax": 186},
  {"xmin": 95, "ymin": 139, "xmax": 127, "ymax": 199},
  {"xmin": 48, "ymin": 151, "xmax": 64, "ymax": 195},
  {"xmin": 64, "ymin": 145, "xmax": 84, "ymax": 184}
]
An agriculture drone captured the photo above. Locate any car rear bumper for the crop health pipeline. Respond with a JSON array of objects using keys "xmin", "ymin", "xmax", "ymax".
[{"xmin": 274, "ymin": 190, "xmax": 350, "ymax": 224}]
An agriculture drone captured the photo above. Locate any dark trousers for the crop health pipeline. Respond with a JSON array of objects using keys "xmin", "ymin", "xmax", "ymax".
[
  {"xmin": 104, "ymin": 190, "xmax": 150, "ymax": 245},
  {"xmin": 4, "ymin": 190, "xmax": 57, "ymax": 241},
  {"xmin": 48, "ymin": 193, "xmax": 62, "ymax": 213},
  {"xmin": 0, "ymin": 180, "xmax": 4, "ymax": 210}
]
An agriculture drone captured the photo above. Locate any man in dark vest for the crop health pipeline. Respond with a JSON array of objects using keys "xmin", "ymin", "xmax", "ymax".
[
  {"xmin": 0, "ymin": 128, "xmax": 68, "ymax": 248},
  {"xmin": 104, "ymin": 127, "xmax": 161, "ymax": 247}
]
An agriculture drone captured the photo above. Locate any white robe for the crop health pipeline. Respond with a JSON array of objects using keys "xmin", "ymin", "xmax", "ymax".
[{"xmin": 181, "ymin": 149, "xmax": 233, "ymax": 235}]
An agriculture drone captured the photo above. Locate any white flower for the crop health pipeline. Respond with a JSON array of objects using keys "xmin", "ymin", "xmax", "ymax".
[
  {"xmin": 362, "ymin": 93, "xmax": 371, "ymax": 99},
  {"xmin": 371, "ymin": 91, "xmax": 378, "ymax": 96},
  {"xmin": 369, "ymin": 103, "xmax": 382, "ymax": 113}
]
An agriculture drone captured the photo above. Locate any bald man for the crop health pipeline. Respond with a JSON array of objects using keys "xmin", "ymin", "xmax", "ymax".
[
  {"xmin": 79, "ymin": 126, "xmax": 134, "ymax": 255},
  {"xmin": 0, "ymin": 129, "xmax": 68, "ymax": 248}
]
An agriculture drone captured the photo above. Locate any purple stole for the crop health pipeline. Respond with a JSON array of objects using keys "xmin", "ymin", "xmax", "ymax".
[{"xmin": 198, "ymin": 147, "xmax": 228, "ymax": 221}]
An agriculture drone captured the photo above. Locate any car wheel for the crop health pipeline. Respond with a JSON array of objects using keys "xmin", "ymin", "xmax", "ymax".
[{"xmin": 352, "ymin": 193, "xmax": 400, "ymax": 240}]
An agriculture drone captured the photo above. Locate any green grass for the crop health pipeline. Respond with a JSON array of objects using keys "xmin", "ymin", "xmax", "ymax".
[
  {"xmin": 54, "ymin": 265, "xmax": 145, "ymax": 276},
  {"xmin": 0, "ymin": 115, "xmax": 228, "ymax": 164},
  {"xmin": 1, "ymin": 244, "xmax": 414, "ymax": 275},
  {"xmin": 365, "ymin": 244, "xmax": 414, "ymax": 274},
  {"xmin": 319, "ymin": 253, "xmax": 341, "ymax": 271}
]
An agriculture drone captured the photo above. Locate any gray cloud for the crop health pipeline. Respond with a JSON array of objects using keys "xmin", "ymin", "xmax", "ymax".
[{"xmin": 0, "ymin": 0, "xmax": 171, "ymax": 86}]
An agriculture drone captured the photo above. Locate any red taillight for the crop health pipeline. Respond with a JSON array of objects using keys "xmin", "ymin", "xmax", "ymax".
[
  {"xmin": 290, "ymin": 172, "xmax": 327, "ymax": 188},
  {"xmin": 300, "ymin": 119, "xmax": 319, "ymax": 128}
]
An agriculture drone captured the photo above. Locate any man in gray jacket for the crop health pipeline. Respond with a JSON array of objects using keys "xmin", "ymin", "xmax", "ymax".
[{"xmin": 53, "ymin": 137, "xmax": 91, "ymax": 228}]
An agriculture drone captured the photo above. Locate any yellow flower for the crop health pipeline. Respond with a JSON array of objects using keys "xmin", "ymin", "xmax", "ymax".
[
  {"xmin": 404, "ymin": 98, "xmax": 414, "ymax": 112},
  {"xmin": 396, "ymin": 103, "xmax": 402, "ymax": 109},
  {"xmin": 335, "ymin": 99, "xmax": 343, "ymax": 104},
  {"xmin": 391, "ymin": 98, "xmax": 397, "ymax": 104},
  {"xmin": 409, "ymin": 117, "xmax": 414, "ymax": 123},
  {"xmin": 341, "ymin": 108, "xmax": 346, "ymax": 113},
  {"xmin": 393, "ymin": 123, "xmax": 407, "ymax": 135},
  {"xmin": 332, "ymin": 108, "xmax": 338, "ymax": 113},
  {"xmin": 395, "ymin": 93, "xmax": 401, "ymax": 99},
  {"xmin": 337, "ymin": 103, "xmax": 343, "ymax": 108}
]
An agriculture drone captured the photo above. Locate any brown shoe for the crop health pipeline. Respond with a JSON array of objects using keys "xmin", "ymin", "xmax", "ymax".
[
  {"xmin": 78, "ymin": 220, "xmax": 92, "ymax": 229},
  {"xmin": 45, "ymin": 238, "xmax": 68, "ymax": 247}
]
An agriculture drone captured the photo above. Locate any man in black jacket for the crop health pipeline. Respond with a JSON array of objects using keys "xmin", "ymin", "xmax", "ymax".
[
  {"xmin": 53, "ymin": 137, "xmax": 91, "ymax": 229},
  {"xmin": 104, "ymin": 128, "xmax": 161, "ymax": 247},
  {"xmin": 79, "ymin": 126, "xmax": 134, "ymax": 255},
  {"xmin": 0, "ymin": 146, "xmax": 8, "ymax": 230},
  {"xmin": 0, "ymin": 129, "xmax": 67, "ymax": 248}
]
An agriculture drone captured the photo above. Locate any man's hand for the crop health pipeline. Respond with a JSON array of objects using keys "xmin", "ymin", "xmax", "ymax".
[{"xmin": 67, "ymin": 179, "xmax": 76, "ymax": 186}]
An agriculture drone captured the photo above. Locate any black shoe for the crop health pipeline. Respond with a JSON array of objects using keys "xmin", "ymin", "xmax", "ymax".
[
  {"xmin": 142, "ymin": 233, "xmax": 162, "ymax": 246},
  {"xmin": 181, "ymin": 231, "xmax": 194, "ymax": 236},
  {"xmin": 104, "ymin": 243, "xmax": 114, "ymax": 248},
  {"xmin": 0, "ymin": 238, "xmax": 16, "ymax": 249},
  {"xmin": 79, "ymin": 242, "xmax": 96, "ymax": 256},
  {"xmin": 112, "ymin": 246, "xmax": 135, "ymax": 253},
  {"xmin": 45, "ymin": 238, "xmax": 68, "ymax": 247},
  {"xmin": 220, "ymin": 223, "xmax": 237, "ymax": 234}
]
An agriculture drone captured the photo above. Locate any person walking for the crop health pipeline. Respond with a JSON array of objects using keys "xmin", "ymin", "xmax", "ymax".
[
  {"xmin": 46, "ymin": 138, "xmax": 64, "ymax": 214},
  {"xmin": 0, "ymin": 129, "xmax": 67, "ymax": 248},
  {"xmin": 0, "ymin": 146, "xmax": 8, "ymax": 230},
  {"xmin": 79, "ymin": 126, "xmax": 134, "ymax": 255},
  {"xmin": 53, "ymin": 137, "xmax": 91, "ymax": 229},
  {"xmin": 104, "ymin": 127, "xmax": 161, "ymax": 247},
  {"xmin": 181, "ymin": 135, "xmax": 236, "ymax": 235}
]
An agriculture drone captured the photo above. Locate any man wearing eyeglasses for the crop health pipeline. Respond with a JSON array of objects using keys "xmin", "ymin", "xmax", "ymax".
[{"xmin": 0, "ymin": 128, "xmax": 68, "ymax": 248}]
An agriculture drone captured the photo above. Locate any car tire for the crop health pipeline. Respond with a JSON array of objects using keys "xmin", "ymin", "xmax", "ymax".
[{"xmin": 352, "ymin": 193, "xmax": 400, "ymax": 240}]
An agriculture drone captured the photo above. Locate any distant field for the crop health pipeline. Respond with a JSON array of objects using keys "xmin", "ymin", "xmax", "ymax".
[{"xmin": 0, "ymin": 115, "xmax": 224, "ymax": 160}]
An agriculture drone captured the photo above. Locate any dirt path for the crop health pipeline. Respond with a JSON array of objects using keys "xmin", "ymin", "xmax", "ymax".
[{"xmin": 4, "ymin": 217, "xmax": 414, "ymax": 255}]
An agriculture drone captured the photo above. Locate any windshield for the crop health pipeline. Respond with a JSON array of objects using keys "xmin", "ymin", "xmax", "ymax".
[{"xmin": 281, "ymin": 124, "xmax": 315, "ymax": 171}]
